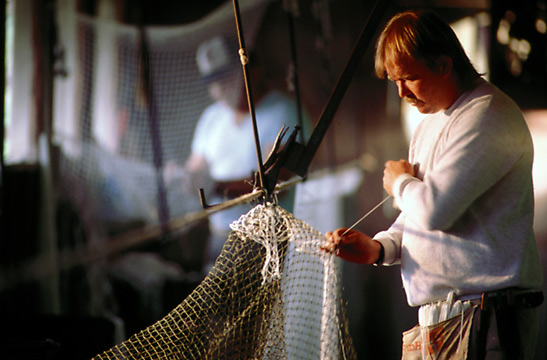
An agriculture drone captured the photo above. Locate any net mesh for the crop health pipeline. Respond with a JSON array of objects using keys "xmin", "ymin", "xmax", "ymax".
[
  {"xmin": 52, "ymin": 1, "xmax": 358, "ymax": 358},
  {"xmin": 93, "ymin": 203, "xmax": 356, "ymax": 359},
  {"xmin": 53, "ymin": 0, "xmax": 267, "ymax": 230}
]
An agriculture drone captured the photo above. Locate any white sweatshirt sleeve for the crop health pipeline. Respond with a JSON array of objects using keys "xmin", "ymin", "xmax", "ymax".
[
  {"xmin": 394, "ymin": 90, "xmax": 529, "ymax": 232},
  {"xmin": 373, "ymin": 212, "xmax": 405, "ymax": 265}
]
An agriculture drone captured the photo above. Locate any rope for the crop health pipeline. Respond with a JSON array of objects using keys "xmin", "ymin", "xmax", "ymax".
[
  {"xmin": 138, "ymin": 26, "xmax": 171, "ymax": 235},
  {"xmin": 232, "ymin": 0, "xmax": 265, "ymax": 189}
]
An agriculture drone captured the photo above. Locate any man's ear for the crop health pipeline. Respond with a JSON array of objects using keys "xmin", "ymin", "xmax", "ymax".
[{"xmin": 438, "ymin": 55, "xmax": 453, "ymax": 77}]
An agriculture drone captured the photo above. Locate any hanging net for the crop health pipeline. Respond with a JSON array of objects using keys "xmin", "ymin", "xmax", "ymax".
[
  {"xmin": 53, "ymin": 0, "xmax": 268, "ymax": 232},
  {"xmin": 93, "ymin": 203, "xmax": 356, "ymax": 359},
  {"xmin": 49, "ymin": 1, "xmax": 359, "ymax": 358}
]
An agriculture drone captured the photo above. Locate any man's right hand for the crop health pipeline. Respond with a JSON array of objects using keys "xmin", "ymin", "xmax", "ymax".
[{"xmin": 323, "ymin": 228, "xmax": 382, "ymax": 264}]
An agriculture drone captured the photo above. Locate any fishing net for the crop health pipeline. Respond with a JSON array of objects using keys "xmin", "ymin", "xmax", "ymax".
[
  {"xmin": 53, "ymin": 0, "xmax": 268, "ymax": 230},
  {"xmin": 93, "ymin": 203, "xmax": 356, "ymax": 359},
  {"xmin": 50, "ymin": 0, "xmax": 271, "ymax": 317}
]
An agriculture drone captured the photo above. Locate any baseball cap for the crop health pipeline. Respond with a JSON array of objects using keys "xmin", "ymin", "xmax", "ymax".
[{"xmin": 196, "ymin": 36, "xmax": 238, "ymax": 83}]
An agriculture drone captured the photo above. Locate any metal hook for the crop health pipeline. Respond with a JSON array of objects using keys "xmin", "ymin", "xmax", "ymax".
[
  {"xmin": 249, "ymin": 184, "xmax": 270, "ymax": 206},
  {"xmin": 198, "ymin": 188, "xmax": 216, "ymax": 209}
]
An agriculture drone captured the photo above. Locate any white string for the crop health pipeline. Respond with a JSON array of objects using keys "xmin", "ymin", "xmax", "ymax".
[
  {"xmin": 341, "ymin": 195, "xmax": 391, "ymax": 236},
  {"xmin": 458, "ymin": 308, "xmax": 464, "ymax": 353}
]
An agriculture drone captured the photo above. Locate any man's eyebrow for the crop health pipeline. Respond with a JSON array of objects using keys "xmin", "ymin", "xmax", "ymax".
[
  {"xmin": 386, "ymin": 72, "xmax": 397, "ymax": 81},
  {"xmin": 388, "ymin": 73, "xmax": 414, "ymax": 82}
]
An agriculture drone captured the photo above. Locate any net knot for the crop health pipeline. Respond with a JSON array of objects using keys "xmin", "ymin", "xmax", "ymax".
[{"xmin": 230, "ymin": 202, "xmax": 291, "ymax": 284}]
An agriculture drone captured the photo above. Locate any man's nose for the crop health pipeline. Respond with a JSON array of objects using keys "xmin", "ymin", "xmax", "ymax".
[{"xmin": 396, "ymin": 80, "xmax": 409, "ymax": 98}]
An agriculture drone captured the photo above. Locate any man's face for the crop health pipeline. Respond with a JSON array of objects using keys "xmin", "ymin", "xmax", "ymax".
[
  {"xmin": 208, "ymin": 80, "xmax": 237, "ymax": 107},
  {"xmin": 207, "ymin": 72, "xmax": 245, "ymax": 111},
  {"xmin": 385, "ymin": 55, "xmax": 452, "ymax": 114}
]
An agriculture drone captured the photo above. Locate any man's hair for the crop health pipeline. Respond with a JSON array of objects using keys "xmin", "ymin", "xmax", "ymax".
[{"xmin": 375, "ymin": 10, "xmax": 480, "ymax": 88}]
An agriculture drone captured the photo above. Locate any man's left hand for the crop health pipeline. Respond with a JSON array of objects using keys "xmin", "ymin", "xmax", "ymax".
[{"xmin": 383, "ymin": 159, "xmax": 415, "ymax": 196}]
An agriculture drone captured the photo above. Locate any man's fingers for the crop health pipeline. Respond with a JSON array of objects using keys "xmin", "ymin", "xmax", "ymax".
[{"xmin": 322, "ymin": 232, "xmax": 338, "ymax": 251}]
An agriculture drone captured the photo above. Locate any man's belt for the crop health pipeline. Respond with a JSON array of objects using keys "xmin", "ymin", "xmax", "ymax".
[{"xmin": 480, "ymin": 289, "xmax": 544, "ymax": 310}]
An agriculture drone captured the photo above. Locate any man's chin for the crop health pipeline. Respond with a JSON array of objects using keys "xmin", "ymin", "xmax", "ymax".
[{"xmin": 413, "ymin": 103, "xmax": 434, "ymax": 114}]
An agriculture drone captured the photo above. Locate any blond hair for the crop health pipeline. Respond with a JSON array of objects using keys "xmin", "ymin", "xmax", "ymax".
[{"xmin": 375, "ymin": 10, "xmax": 480, "ymax": 88}]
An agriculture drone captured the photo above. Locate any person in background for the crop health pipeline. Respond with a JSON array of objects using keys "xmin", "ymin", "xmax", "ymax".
[
  {"xmin": 324, "ymin": 10, "xmax": 543, "ymax": 359},
  {"xmin": 181, "ymin": 36, "xmax": 304, "ymax": 270}
]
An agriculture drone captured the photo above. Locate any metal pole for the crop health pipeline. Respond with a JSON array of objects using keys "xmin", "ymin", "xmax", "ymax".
[{"xmin": 232, "ymin": 0, "xmax": 265, "ymax": 189}]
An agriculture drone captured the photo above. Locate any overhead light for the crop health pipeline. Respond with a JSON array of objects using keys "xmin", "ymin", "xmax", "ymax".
[
  {"xmin": 517, "ymin": 39, "xmax": 531, "ymax": 61},
  {"xmin": 536, "ymin": 18, "xmax": 547, "ymax": 34},
  {"xmin": 497, "ymin": 19, "xmax": 510, "ymax": 45}
]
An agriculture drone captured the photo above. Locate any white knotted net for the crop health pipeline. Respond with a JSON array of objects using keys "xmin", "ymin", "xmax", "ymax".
[{"xmin": 93, "ymin": 203, "xmax": 356, "ymax": 359}]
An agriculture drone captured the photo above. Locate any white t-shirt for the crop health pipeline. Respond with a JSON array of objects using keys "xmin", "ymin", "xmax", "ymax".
[
  {"xmin": 191, "ymin": 90, "xmax": 302, "ymax": 229},
  {"xmin": 192, "ymin": 91, "xmax": 300, "ymax": 181}
]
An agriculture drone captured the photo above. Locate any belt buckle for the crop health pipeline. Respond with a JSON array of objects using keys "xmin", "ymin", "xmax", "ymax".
[
  {"xmin": 480, "ymin": 292, "xmax": 488, "ymax": 310},
  {"xmin": 480, "ymin": 289, "xmax": 514, "ymax": 310}
]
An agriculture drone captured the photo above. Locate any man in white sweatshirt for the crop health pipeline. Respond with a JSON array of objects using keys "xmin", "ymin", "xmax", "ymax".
[{"xmin": 325, "ymin": 10, "xmax": 543, "ymax": 359}]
